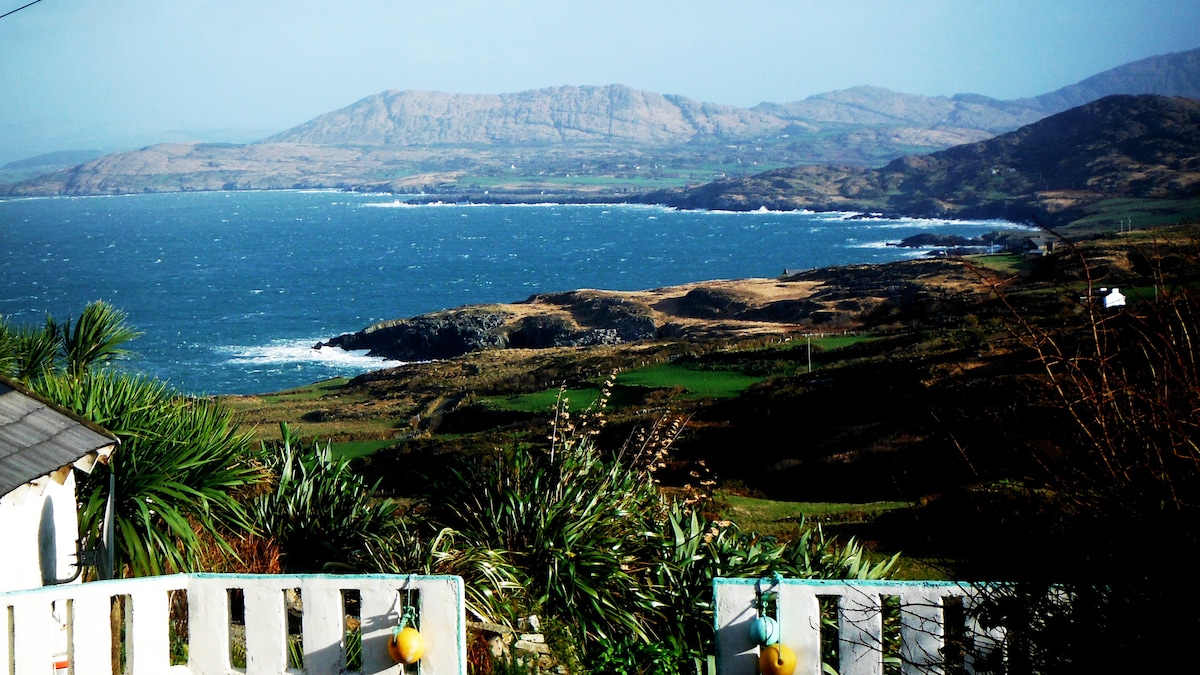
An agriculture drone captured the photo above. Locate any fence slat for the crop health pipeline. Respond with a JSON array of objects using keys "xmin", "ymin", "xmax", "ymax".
[
  {"xmin": 72, "ymin": 593, "xmax": 113, "ymax": 675},
  {"xmin": 9, "ymin": 596, "xmax": 54, "ymax": 674},
  {"xmin": 129, "ymin": 585, "xmax": 171, "ymax": 673},
  {"xmin": 777, "ymin": 583, "xmax": 822, "ymax": 675},
  {"xmin": 243, "ymin": 582, "xmax": 286, "ymax": 675},
  {"xmin": 300, "ymin": 581, "xmax": 347, "ymax": 674},
  {"xmin": 713, "ymin": 580, "xmax": 759, "ymax": 675},
  {"xmin": 899, "ymin": 588, "xmax": 943, "ymax": 675},
  {"xmin": 839, "ymin": 589, "xmax": 883, "ymax": 675}
]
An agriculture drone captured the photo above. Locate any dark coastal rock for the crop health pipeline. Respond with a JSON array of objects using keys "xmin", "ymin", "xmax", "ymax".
[
  {"xmin": 528, "ymin": 292, "xmax": 659, "ymax": 342},
  {"xmin": 321, "ymin": 290, "xmax": 665, "ymax": 362},
  {"xmin": 507, "ymin": 315, "xmax": 577, "ymax": 349},
  {"xmin": 892, "ymin": 233, "xmax": 980, "ymax": 248},
  {"xmin": 742, "ymin": 298, "xmax": 826, "ymax": 323},
  {"xmin": 323, "ymin": 311, "xmax": 514, "ymax": 361}
]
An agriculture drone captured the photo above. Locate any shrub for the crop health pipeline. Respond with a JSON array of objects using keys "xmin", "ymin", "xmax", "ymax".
[
  {"xmin": 252, "ymin": 423, "xmax": 399, "ymax": 572},
  {"xmin": 416, "ymin": 415, "xmax": 668, "ymax": 645}
]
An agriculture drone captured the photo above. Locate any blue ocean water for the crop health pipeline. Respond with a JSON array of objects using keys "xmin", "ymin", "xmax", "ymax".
[{"xmin": 0, "ymin": 191, "xmax": 1018, "ymax": 395}]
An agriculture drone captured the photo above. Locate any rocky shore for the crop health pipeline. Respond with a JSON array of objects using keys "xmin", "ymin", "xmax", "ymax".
[{"xmin": 315, "ymin": 258, "xmax": 985, "ymax": 362}]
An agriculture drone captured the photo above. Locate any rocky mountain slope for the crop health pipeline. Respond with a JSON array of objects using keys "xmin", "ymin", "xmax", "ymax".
[
  {"xmin": 5, "ymin": 48, "xmax": 1198, "ymax": 196},
  {"xmin": 270, "ymin": 48, "xmax": 1200, "ymax": 148},
  {"xmin": 265, "ymin": 85, "xmax": 788, "ymax": 147},
  {"xmin": 642, "ymin": 95, "xmax": 1200, "ymax": 227}
]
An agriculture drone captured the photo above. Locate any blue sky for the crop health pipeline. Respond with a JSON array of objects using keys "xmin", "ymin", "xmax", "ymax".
[{"xmin": 1, "ymin": 0, "xmax": 1198, "ymax": 162}]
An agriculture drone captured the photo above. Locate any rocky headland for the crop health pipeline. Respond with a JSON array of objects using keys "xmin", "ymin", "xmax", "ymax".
[{"xmin": 316, "ymin": 258, "xmax": 987, "ymax": 363}]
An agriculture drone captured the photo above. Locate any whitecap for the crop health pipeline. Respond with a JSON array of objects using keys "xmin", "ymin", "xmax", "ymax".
[{"xmin": 218, "ymin": 339, "xmax": 403, "ymax": 369}]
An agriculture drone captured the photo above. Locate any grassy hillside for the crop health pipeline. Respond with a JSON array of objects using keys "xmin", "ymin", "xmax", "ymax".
[{"xmin": 226, "ymin": 224, "xmax": 1200, "ymax": 578}]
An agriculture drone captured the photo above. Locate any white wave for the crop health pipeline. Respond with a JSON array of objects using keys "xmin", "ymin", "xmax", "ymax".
[
  {"xmin": 848, "ymin": 241, "xmax": 937, "ymax": 256},
  {"xmin": 218, "ymin": 339, "xmax": 403, "ymax": 368},
  {"xmin": 361, "ymin": 199, "xmax": 426, "ymax": 208}
]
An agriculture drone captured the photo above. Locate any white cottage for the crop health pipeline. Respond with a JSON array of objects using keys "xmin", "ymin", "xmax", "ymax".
[{"xmin": 0, "ymin": 376, "xmax": 117, "ymax": 593}]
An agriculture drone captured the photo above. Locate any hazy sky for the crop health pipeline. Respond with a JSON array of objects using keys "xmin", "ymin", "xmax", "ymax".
[{"xmin": 2, "ymin": 0, "xmax": 1199, "ymax": 161}]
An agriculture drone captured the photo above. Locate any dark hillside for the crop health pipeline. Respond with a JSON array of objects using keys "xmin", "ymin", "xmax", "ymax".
[{"xmin": 642, "ymin": 95, "xmax": 1200, "ymax": 228}]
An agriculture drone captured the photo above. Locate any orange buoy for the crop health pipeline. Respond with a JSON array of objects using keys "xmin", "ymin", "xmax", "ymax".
[
  {"xmin": 388, "ymin": 626, "xmax": 425, "ymax": 664},
  {"xmin": 758, "ymin": 643, "xmax": 796, "ymax": 675}
]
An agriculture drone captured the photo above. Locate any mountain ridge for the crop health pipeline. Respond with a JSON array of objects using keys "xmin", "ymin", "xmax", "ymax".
[
  {"xmin": 4, "ymin": 47, "xmax": 1199, "ymax": 197},
  {"xmin": 264, "ymin": 84, "xmax": 789, "ymax": 147}
]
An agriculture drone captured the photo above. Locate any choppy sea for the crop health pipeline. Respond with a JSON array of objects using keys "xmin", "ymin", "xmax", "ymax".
[{"xmin": 0, "ymin": 191, "xmax": 1018, "ymax": 395}]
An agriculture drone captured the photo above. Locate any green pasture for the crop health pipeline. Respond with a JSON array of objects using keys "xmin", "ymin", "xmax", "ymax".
[
  {"xmin": 1073, "ymin": 197, "xmax": 1200, "ymax": 233},
  {"xmin": 485, "ymin": 386, "xmax": 605, "ymax": 414},
  {"xmin": 718, "ymin": 492, "xmax": 913, "ymax": 532},
  {"xmin": 967, "ymin": 253, "xmax": 1026, "ymax": 275},
  {"xmin": 777, "ymin": 334, "xmax": 875, "ymax": 352},
  {"xmin": 617, "ymin": 362, "xmax": 763, "ymax": 399},
  {"xmin": 482, "ymin": 362, "xmax": 764, "ymax": 413},
  {"xmin": 258, "ymin": 377, "xmax": 351, "ymax": 404},
  {"xmin": 482, "ymin": 336, "xmax": 879, "ymax": 413}
]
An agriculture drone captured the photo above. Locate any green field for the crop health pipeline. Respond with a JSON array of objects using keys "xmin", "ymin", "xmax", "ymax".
[
  {"xmin": 775, "ymin": 334, "xmax": 875, "ymax": 352},
  {"xmin": 718, "ymin": 492, "xmax": 913, "ymax": 533},
  {"xmin": 617, "ymin": 362, "xmax": 763, "ymax": 399},
  {"xmin": 258, "ymin": 377, "xmax": 350, "ymax": 404},
  {"xmin": 967, "ymin": 253, "xmax": 1026, "ymax": 275},
  {"xmin": 482, "ymin": 336, "xmax": 877, "ymax": 413}
]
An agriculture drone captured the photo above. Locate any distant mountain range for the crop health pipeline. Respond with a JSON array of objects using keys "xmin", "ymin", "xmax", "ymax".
[
  {"xmin": 268, "ymin": 47, "xmax": 1200, "ymax": 147},
  {"xmin": 3, "ymin": 47, "xmax": 1199, "ymax": 198},
  {"xmin": 642, "ymin": 94, "xmax": 1200, "ymax": 228}
]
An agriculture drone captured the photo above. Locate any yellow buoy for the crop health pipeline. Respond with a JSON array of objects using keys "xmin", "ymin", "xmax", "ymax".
[
  {"xmin": 388, "ymin": 626, "xmax": 425, "ymax": 664},
  {"xmin": 758, "ymin": 643, "xmax": 796, "ymax": 675}
]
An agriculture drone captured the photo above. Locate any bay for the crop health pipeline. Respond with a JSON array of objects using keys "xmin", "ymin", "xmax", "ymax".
[{"xmin": 0, "ymin": 191, "xmax": 1018, "ymax": 395}]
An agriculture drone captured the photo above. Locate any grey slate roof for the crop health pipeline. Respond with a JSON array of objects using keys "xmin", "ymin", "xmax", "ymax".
[{"xmin": 0, "ymin": 376, "xmax": 118, "ymax": 496}]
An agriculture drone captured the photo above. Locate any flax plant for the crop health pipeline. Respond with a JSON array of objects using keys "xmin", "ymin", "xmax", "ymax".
[
  {"xmin": 419, "ymin": 381, "xmax": 669, "ymax": 645},
  {"xmin": 653, "ymin": 503, "xmax": 898, "ymax": 659},
  {"xmin": 253, "ymin": 423, "xmax": 400, "ymax": 572}
]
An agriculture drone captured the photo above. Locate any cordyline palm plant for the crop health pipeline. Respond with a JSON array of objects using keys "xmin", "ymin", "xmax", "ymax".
[
  {"xmin": 33, "ymin": 371, "xmax": 260, "ymax": 576},
  {"xmin": 0, "ymin": 300, "xmax": 141, "ymax": 380},
  {"xmin": 0, "ymin": 318, "xmax": 60, "ymax": 380},
  {"xmin": 4, "ymin": 301, "xmax": 260, "ymax": 577},
  {"xmin": 59, "ymin": 301, "xmax": 142, "ymax": 378}
]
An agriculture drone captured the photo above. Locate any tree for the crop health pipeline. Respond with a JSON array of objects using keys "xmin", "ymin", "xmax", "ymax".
[
  {"xmin": 2, "ymin": 302, "xmax": 259, "ymax": 576},
  {"xmin": 0, "ymin": 300, "xmax": 140, "ymax": 380}
]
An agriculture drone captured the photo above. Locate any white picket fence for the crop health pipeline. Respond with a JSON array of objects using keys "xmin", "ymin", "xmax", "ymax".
[
  {"xmin": 0, "ymin": 573, "xmax": 465, "ymax": 675},
  {"xmin": 5, "ymin": 574, "xmax": 1006, "ymax": 674},
  {"xmin": 713, "ymin": 578, "xmax": 1005, "ymax": 675}
]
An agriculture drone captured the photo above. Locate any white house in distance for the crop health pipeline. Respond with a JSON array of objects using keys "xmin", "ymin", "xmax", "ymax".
[{"xmin": 0, "ymin": 375, "xmax": 117, "ymax": 594}]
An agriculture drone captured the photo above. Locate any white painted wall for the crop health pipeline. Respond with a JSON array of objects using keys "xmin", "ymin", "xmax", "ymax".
[{"xmin": 0, "ymin": 470, "xmax": 82, "ymax": 594}]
